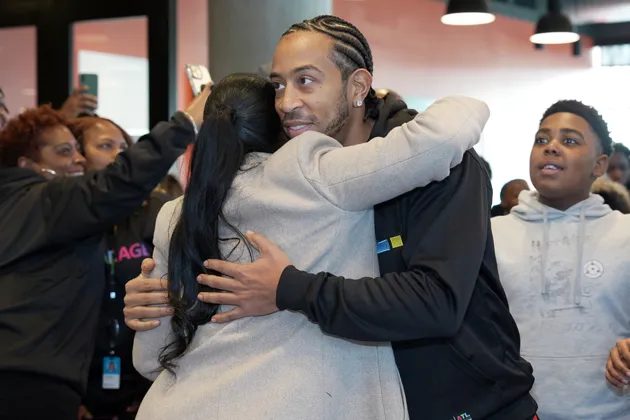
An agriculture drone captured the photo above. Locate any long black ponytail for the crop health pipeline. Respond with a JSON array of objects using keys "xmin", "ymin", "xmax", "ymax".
[{"xmin": 159, "ymin": 73, "xmax": 283, "ymax": 374}]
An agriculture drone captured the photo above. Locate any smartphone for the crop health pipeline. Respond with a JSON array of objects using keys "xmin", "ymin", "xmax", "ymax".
[
  {"xmin": 79, "ymin": 73, "xmax": 98, "ymax": 97},
  {"xmin": 185, "ymin": 64, "xmax": 212, "ymax": 97}
]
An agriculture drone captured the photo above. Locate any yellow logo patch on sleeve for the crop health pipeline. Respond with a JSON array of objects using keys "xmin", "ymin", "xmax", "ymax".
[{"xmin": 390, "ymin": 235, "xmax": 404, "ymax": 249}]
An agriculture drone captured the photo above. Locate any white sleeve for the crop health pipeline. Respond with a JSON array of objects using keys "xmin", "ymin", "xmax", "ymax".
[
  {"xmin": 295, "ymin": 96, "xmax": 490, "ymax": 211},
  {"xmin": 132, "ymin": 199, "xmax": 179, "ymax": 381}
]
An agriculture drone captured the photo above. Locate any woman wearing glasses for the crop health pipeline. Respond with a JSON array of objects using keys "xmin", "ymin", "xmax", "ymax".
[{"xmin": 0, "ymin": 86, "xmax": 209, "ymax": 420}]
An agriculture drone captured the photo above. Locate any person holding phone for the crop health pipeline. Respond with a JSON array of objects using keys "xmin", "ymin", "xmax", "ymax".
[
  {"xmin": 60, "ymin": 84, "xmax": 98, "ymax": 119},
  {"xmin": 0, "ymin": 85, "xmax": 210, "ymax": 420}
]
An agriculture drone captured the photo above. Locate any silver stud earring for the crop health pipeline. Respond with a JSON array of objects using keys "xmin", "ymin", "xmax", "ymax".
[{"xmin": 356, "ymin": 100, "xmax": 363, "ymax": 107}]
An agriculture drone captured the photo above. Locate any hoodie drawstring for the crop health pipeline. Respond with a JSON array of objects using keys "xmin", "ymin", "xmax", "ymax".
[
  {"xmin": 540, "ymin": 204, "xmax": 586, "ymax": 306},
  {"xmin": 541, "ymin": 207, "xmax": 549, "ymax": 296},
  {"xmin": 574, "ymin": 207, "xmax": 586, "ymax": 306}
]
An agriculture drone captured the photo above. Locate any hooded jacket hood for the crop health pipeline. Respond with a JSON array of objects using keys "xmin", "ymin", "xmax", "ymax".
[{"xmin": 370, "ymin": 94, "xmax": 418, "ymax": 139}]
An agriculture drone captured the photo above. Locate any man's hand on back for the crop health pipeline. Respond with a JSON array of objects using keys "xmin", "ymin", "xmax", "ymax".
[
  {"xmin": 197, "ymin": 231, "xmax": 291, "ymax": 323},
  {"xmin": 123, "ymin": 258, "xmax": 172, "ymax": 332}
]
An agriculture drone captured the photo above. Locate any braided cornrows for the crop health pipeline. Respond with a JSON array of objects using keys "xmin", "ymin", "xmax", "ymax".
[{"xmin": 284, "ymin": 15, "xmax": 379, "ymax": 121}]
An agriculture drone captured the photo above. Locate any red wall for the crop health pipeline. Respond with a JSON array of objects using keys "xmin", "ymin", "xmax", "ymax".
[
  {"xmin": 74, "ymin": 17, "xmax": 147, "ymax": 64},
  {"xmin": 176, "ymin": 0, "xmax": 209, "ymax": 109},
  {"xmin": 334, "ymin": 0, "xmax": 591, "ymax": 98},
  {"xmin": 334, "ymin": 0, "xmax": 594, "ymax": 200},
  {"xmin": 0, "ymin": 26, "xmax": 37, "ymax": 114}
]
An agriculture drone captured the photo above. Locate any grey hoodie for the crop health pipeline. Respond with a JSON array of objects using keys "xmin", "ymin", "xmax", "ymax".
[{"xmin": 492, "ymin": 190, "xmax": 630, "ymax": 419}]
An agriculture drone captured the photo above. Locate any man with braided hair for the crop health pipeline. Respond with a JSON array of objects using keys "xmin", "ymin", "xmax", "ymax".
[{"xmin": 125, "ymin": 15, "xmax": 537, "ymax": 420}]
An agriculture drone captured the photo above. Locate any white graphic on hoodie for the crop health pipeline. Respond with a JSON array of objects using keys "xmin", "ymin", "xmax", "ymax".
[{"xmin": 584, "ymin": 260, "xmax": 604, "ymax": 279}]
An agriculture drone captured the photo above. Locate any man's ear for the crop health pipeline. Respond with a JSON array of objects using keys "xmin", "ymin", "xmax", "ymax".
[
  {"xmin": 349, "ymin": 68, "xmax": 372, "ymax": 106},
  {"xmin": 593, "ymin": 154, "xmax": 609, "ymax": 179}
]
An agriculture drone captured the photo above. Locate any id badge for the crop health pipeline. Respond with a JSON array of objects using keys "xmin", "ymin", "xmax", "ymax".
[{"xmin": 102, "ymin": 356, "xmax": 121, "ymax": 390}]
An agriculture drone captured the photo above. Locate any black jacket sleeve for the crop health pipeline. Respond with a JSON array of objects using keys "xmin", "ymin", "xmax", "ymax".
[
  {"xmin": 276, "ymin": 152, "xmax": 490, "ymax": 342},
  {"xmin": 43, "ymin": 113, "xmax": 194, "ymax": 243}
]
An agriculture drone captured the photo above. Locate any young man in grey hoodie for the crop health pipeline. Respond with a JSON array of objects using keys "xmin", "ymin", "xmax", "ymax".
[{"xmin": 492, "ymin": 100, "xmax": 630, "ymax": 419}]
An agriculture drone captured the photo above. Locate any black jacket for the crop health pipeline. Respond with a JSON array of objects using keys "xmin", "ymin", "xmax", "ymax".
[
  {"xmin": 0, "ymin": 113, "xmax": 193, "ymax": 396},
  {"xmin": 277, "ymin": 96, "xmax": 537, "ymax": 420}
]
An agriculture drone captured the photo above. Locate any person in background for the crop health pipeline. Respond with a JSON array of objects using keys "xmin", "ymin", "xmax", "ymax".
[
  {"xmin": 0, "ymin": 85, "xmax": 207, "ymax": 420},
  {"xmin": 592, "ymin": 176, "xmax": 630, "ymax": 214},
  {"xmin": 157, "ymin": 174, "xmax": 183, "ymax": 198},
  {"xmin": 491, "ymin": 179, "xmax": 530, "ymax": 217},
  {"xmin": 0, "ymin": 88, "xmax": 9, "ymax": 129},
  {"xmin": 493, "ymin": 100, "xmax": 630, "ymax": 419},
  {"xmin": 606, "ymin": 142, "xmax": 630, "ymax": 189},
  {"xmin": 125, "ymin": 15, "xmax": 537, "ymax": 420},
  {"xmin": 68, "ymin": 117, "xmax": 170, "ymax": 420}
]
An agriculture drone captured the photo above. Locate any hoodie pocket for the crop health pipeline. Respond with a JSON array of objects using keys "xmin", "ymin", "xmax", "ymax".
[{"xmin": 448, "ymin": 343, "xmax": 498, "ymax": 390}]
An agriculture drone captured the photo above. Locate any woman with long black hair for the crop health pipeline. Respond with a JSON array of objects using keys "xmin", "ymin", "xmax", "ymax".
[{"xmin": 133, "ymin": 73, "xmax": 489, "ymax": 420}]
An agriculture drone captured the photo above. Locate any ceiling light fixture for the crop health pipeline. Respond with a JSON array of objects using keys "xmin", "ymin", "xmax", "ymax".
[
  {"xmin": 441, "ymin": 0, "xmax": 495, "ymax": 26},
  {"xmin": 530, "ymin": 0, "xmax": 579, "ymax": 45}
]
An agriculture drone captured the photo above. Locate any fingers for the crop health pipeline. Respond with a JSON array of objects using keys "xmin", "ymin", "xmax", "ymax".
[
  {"xmin": 606, "ymin": 358, "xmax": 627, "ymax": 388},
  {"xmin": 72, "ymin": 86, "xmax": 98, "ymax": 106},
  {"xmin": 81, "ymin": 94, "xmax": 98, "ymax": 102},
  {"xmin": 197, "ymin": 273, "xmax": 241, "ymax": 292},
  {"xmin": 198, "ymin": 291, "xmax": 239, "ymax": 306},
  {"xmin": 124, "ymin": 289, "xmax": 168, "ymax": 306},
  {"xmin": 203, "ymin": 259, "xmax": 241, "ymax": 279},
  {"xmin": 201, "ymin": 81, "xmax": 213, "ymax": 96},
  {"xmin": 211, "ymin": 307, "xmax": 246, "ymax": 323},
  {"xmin": 78, "ymin": 97, "xmax": 98, "ymax": 109},
  {"xmin": 617, "ymin": 339, "xmax": 630, "ymax": 368},
  {"xmin": 608, "ymin": 344, "xmax": 630, "ymax": 384},
  {"xmin": 126, "ymin": 318, "xmax": 161, "ymax": 332},
  {"xmin": 245, "ymin": 230, "xmax": 271, "ymax": 253},
  {"xmin": 141, "ymin": 258, "xmax": 156, "ymax": 276},
  {"xmin": 125, "ymin": 276, "xmax": 166, "ymax": 295},
  {"xmin": 123, "ymin": 303, "xmax": 172, "ymax": 320}
]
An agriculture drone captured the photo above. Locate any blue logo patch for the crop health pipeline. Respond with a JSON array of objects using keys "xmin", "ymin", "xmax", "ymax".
[{"xmin": 376, "ymin": 239, "xmax": 391, "ymax": 254}]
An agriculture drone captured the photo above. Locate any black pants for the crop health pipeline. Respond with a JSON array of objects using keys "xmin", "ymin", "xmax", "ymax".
[{"xmin": 0, "ymin": 371, "xmax": 81, "ymax": 420}]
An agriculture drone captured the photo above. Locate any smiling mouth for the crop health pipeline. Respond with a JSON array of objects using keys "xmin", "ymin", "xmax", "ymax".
[
  {"xmin": 289, "ymin": 124, "xmax": 309, "ymax": 130},
  {"xmin": 284, "ymin": 123, "xmax": 314, "ymax": 137},
  {"xmin": 540, "ymin": 164, "xmax": 563, "ymax": 174}
]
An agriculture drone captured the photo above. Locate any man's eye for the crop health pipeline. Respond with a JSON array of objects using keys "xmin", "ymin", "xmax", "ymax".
[{"xmin": 298, "ymin": 77, "xmax": 313, "ymax": 85}]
